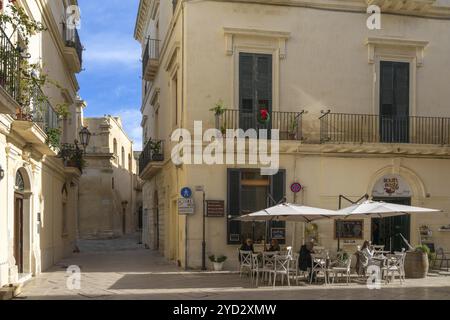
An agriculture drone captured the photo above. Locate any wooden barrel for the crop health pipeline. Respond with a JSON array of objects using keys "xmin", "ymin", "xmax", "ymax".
[{"xmin": 405, "ymin": 251, "xmax": 429, "ymax": 279}]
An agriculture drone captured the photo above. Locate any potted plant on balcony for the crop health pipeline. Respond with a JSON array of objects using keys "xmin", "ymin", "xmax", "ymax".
[
  {"xmin": 45, "ymin": 127, "xmax": 61, "ymax": 149},
  {"xmin": 209, "ymin": 255, "xmax": 227, "ymax": 271},
  {"xmin": 150, "ymin": 140, "xmax": 163, "ymax": 162},
  {"xmin": 288, "ymin": 118, "xmax": 298, "ymax": 140},
  {"xmin": 405, "ymin": 245, "xmax": 430, "ymax": 279},
  {"xmin": 210, "ymin": 100, "xmax": 225, "ymax": 130}
]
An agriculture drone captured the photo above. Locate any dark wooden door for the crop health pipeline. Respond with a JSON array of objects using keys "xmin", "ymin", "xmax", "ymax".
[
  {"xmin": 372, "ymin": 197, "xmax": 411, "ymax": 252},
  {"xmin": 380, "ymin": 61, "xmax": 410, "ymax": 143},
  {"xmin": 14, "ymin": 194, "xmax": 24, "ymax": 274},
  {"xmin": 239, "ymin": 53, "xmax": 272, "ymax": 133}
]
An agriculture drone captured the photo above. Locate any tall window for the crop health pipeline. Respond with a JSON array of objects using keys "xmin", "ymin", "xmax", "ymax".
[
  {"xmin": 128, "ymin": 154, "xmax": 132, "ymax": 172},
  {"xmin": 379, "ymin": 61, "xmax": 410, "ymax": 143},
  {"xmin": 227, "ymin": 169, "xmax": 286, "ymax": 245},
  {"xmin": 121, "ymin": 147, "xmax": 125, "ymax": 167},
  {"xmin": 172, "ymin": 74, "xmax": 178, "ymax": 127},
  {"xmin": 113, "ymin": 138, "xmax": 118, "ymax": 163},
  {"xmin": 62, "ymin": 185, "xmax": 68, "ymax": 237},
  {"xmin": 239, "ymin": 53, "xmax": 272, "ymax": 132}
]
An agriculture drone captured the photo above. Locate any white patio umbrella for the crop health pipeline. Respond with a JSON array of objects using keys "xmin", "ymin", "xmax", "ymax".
[
  {"xmin": 235, "ymin": 203, "xmax": 344, "ymax": 249},
  {"xmin": 336, "ymin": 200, "xmax": 442, "ymax": 251},
  {"xmin": 235, "ymin": 203, "xmax": 343, "ymax": 223},
  {"xmin": 337, "ymin": 200, "xmax": 441, "ymax": 218}
]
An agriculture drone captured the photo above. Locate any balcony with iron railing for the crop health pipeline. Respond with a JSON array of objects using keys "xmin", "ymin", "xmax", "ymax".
[
  {"xmin": 320, "ymin": 111, "xmax": 450, "ymax": 145},
  {"xmin": 218, "ymin": 109, "xmax": 305, "ymax": 141},
  {"xmin": 142, "ymin": 38, "xmax": 160, "ymax": 81},
  {"xmin": 139, "ymin": 139, "xmax": 164, "ymax": 179},
  {"xmin": 0, "ymin": 24, "xmax": 21, "ymax": 114},
  {"xmin": 62, "ymin": 22, "xmax": 83, "ymax": 73}
]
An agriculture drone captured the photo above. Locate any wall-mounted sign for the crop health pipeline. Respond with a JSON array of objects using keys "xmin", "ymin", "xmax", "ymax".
[
  {"xmin": 335, "ymin": 220, "xmax": 364, "ymax": 240},
  {"xmin": 271, "ymin": 228, "xmax": 286, "ymax": 240},
  {"xmin": 290, "ymin": 183, "xmax": 303, "ymax": 194},
  {"xmin": 207, "ymin": 200, "xmax": 225, "ymax": 217},
  {"xmin": 372, "ymin": 174, "xmax": 411, "ymax": 198},
  {"xmin": 178, "ymin": 198, "xmax": 195, "ymax": 215},
  {"xmin": 181, "ymin": 187, "xmax": 193, "ymax": 199}
]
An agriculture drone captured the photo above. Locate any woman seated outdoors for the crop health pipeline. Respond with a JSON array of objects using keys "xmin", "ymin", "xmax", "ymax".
[
  {"xmin": 356, "ymin": 241, "xmax": 375, "ymax": 276},
  {"xmin": 264, "ymin": 239, "xmax": 281, "ymax": 252}
]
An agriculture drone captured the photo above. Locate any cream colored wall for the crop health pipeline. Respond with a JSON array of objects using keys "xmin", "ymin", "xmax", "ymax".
[
  {"xmin": 0, "ymin": 0, "xmax": 82, "ymax": 284},
  {"xmin": 183, "ymin": 1, "xmax": 450, "ymax": 139},
  {"xmin": 137, "ymin": 0, "xmax": 450, "ymax": 269},
  {"xmin": 0, "ymin": 116, "xmax": 10, "ymax": 287}
]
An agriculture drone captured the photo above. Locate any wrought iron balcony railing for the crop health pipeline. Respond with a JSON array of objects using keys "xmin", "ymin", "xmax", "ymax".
[
  {"xmin": 219, "ymin": 109, "xmax": 304, "ymax": 140},
  {"xmin": 58, "ymin": 143, "xmax": 85, "ymax": 172},
  {"xmin": 142, "ymin": 38, "xmax": 160, "ymax": 76},
  {"xmin": 15, "ymin": 83, "xmax": 59, "ymax": 133},
  {"xmin": 320, "ymin": 112, "xmax": 450, "ymax": 145},
  {"xmin": 139, "ymin": 139, "xmax": 164, "ymax": 175},
  {"xmin": 63, "ymin": 23, "xmax": 83, "ymax": 67},
  {"xmin": 0, "ymin": 25, "xmax": 21, "ymax": 102}
]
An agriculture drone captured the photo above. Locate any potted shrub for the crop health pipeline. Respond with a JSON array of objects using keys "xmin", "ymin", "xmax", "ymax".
[
  {"xmin": 405, "ymin": 245, "xmax": 430, "ymax": 279},
  {"xmin": 209, "ymin": 255, "xmax": 227, "ymax": 271},
  {"xmin": 150, "ymin": 140, "xmax": 164, "ymax": 161},
  {"xmin": 210, "ymin": 100, "xmax": 226, "ymax": 130}
]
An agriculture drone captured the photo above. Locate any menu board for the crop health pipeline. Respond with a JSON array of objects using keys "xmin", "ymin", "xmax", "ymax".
[{"xmin": 335, "ymin": 220, "xmax": 364, "ymax": 239}]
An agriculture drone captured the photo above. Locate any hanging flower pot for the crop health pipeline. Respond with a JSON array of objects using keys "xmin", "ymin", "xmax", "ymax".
[{"xmin": 257, "ymin": 108, "xmax": 271, "ymax": 125}]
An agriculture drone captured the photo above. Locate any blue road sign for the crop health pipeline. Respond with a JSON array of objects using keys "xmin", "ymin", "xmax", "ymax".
[{"xmin": 181, "ymin": 187, "xmax": 193, "ymax": 199}]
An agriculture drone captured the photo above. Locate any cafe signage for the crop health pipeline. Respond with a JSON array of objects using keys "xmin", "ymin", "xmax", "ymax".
[
  {"xmin": 372, "ymin": 174, "xmax": 411, "ymax": 198},
  {"xmin": 206, "ymin": 200, "xmax": 225, "ymax": 217}
]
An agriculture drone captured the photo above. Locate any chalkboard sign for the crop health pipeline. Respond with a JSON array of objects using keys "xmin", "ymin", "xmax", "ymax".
[
  {"xmin": 335, "ymin": 220, "xmax": 364, "ymax": 239},
  {"xmin": 271, "ymin": 228, "xmax": 286, "ymax": 240}
]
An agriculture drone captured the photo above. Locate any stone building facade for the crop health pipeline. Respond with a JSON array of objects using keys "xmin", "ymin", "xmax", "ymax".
[
  {"xmin": 0, "ymin": 0, "xmax": 84, "ymax": 286},
  {"xmin": 135, "ymin": 0, "xmax": 450, "ymax": 270},
  {"xmin": 78, "ymin": 116, "xmax": 142, "ymax": 239}
]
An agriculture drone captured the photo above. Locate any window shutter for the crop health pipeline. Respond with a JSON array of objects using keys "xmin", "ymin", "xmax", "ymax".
[
  {"xmin": 270, "ymin": 169, "xmax": 286, "ymax": 205},
  {"xmin": 227, "ymin": 169, "xmax": 241, "ymax": 244},
  {"xmin": 270, "ymin": 170, "xmax": 286, "ymax": 243},
  {"xmin": 255, "ymin": 55, "xmax": 272, "ymax": 112},
  {"xmin": 239, "ymin": 53, "xmax": 254, "ymax": 112}
]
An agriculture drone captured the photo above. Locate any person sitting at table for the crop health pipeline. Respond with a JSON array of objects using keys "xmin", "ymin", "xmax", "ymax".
[
  {"xmin": 238, "ymin": 238, "xmax": 254, "ymax": 260},
  {"xmin": 265, "ymin": 239, "xmax": 281, "ymax": 252},
  {"xmin": 356, "ymin": 241, "xmax": 374, "ymax": 276},
  {"xmin": 299, "ymin": 241, "xmax": 315, "ymax": 281},
  {"xmin": 361, "ymin": 241, "xmax": 374, "ymax": 260}
]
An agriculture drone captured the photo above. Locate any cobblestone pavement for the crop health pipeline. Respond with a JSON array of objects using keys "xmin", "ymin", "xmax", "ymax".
[{"xmin": 15, "ymin": 234, "xmax": 450, "ymax": 300}]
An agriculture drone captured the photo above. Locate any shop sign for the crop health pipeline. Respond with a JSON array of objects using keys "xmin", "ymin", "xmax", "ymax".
[
  {"xmin": 207, "ymin": 200, "xmax": 225, "ymax": 217},
  {"xmin": 372, "ymin": 174, "xmax": 411, "ymax": 198}
]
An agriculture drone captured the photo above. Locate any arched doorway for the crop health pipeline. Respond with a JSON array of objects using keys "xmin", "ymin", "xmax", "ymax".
[
  {"xmin": 153, "ymin": 191, "xmax": 159, "ymax": 250},
  {"xmin": 14, "ymin": 169, "xmax": 31, "ymax": 276},
  {"xmin": 371, "ymin": 174, "xmax": 412, "ymax": 252}
]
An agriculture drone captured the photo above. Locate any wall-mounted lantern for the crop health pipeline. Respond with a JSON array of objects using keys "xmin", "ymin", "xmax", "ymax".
[{"xmin": 0, "ymin": 165, "xmax": 4, "ymax": 181}]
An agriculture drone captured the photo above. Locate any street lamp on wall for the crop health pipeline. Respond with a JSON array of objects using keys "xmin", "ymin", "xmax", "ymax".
[
  {"xmin": 78, "ymin": 126, "xmax": 91, "ymax": 153},
  {"xmin": 0, "ymin": 165, "xmax": 4, "ymax": 181}
]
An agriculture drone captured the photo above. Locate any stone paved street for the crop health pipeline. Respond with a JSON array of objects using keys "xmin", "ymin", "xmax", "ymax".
[{"xmin": 15, "ymin": 234, "xmax": 450, "ymax": 300}]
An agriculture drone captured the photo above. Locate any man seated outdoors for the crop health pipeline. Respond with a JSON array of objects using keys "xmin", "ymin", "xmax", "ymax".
[
  {"xmin": 299, "ymin": 241, "xmax": 315, "ymax": 281},
  {"xmin": 264, "ymin": 239, "xmax": 281, "ymax": 252}
]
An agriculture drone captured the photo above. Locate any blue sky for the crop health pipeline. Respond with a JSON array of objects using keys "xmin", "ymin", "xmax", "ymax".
[{"xmin": 77, "ymin": 0, "xmax": 143, "ymax": 150}]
